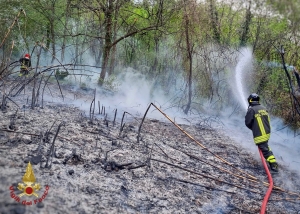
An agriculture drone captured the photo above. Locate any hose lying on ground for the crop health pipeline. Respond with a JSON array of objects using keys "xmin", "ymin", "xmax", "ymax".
[{"xmin": 259, "ymin": 148, "xmax": 274, "ymax": 214}]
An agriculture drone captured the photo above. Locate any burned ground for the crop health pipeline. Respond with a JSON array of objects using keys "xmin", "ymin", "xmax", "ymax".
[{"xmin": 0, "ymin": 79, "xmax": 300, "ymax": 214}]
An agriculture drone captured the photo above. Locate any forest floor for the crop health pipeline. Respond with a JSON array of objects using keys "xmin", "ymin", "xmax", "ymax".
[{"xmin": 1, "ymin": 78, "xmax": 300, "ymax": 214}]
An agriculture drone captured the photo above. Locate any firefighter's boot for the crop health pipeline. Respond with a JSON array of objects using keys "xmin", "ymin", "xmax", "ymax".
[
  {"xmin": 269, "ymin": 162, "xmax": 279, "ymax": 173},
  {"xmin": 267, "ymin": 155, "xmax": 278, "ymax": 173}
]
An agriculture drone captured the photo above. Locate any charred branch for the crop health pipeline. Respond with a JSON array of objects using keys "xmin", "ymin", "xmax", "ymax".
[
  {"xmin": 45, "ymin": 122, "xmax": 65, "ymax": 168},
  {"xmin": 98, "ymin": 101, "xmax": 100, "ymax": 114},
  {"xmin": 113, "ymin": 109, "xmax": 117, "ymax": 126},
  {"xmin": 151, "ymin": 158, "xmax": 261, "ymax": 195}
]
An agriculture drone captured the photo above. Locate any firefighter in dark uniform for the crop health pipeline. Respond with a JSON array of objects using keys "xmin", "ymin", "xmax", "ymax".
[
  {"xmin": 245, "ymin": 93, "xmax": 279, "ymax": 172},
  {"xmin": 19, "ymin": 53, "xmax": 31, "ymax": 76}
]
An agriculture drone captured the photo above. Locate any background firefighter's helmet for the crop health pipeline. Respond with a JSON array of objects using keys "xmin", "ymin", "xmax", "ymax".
[
  {"xmin": 247, "ymin": 93, "xmax": 260, "ymax": 105},
  {"xmin": 24, "ymin": 53, "xmax": 30, "ymax": 59}
]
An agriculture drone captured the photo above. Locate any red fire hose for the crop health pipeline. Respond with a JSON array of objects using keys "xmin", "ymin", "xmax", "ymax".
[{"xmin": 259, "ymin": 148, "xmax": 274, "ymax": 214}]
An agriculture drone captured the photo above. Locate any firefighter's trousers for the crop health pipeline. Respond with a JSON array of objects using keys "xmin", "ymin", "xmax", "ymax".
[{"xmin": 257, "ymin": 141, "xmax": 277, "ymax": 163}]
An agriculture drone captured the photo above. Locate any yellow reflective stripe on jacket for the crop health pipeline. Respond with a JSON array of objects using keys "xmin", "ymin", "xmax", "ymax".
[
  {"xmin": 256, "ymin": 116, "xmax": 266, "ymax": 135},
  {"xmin": 21, "ymin": 62, "xmax": 28, "ymax": 69},
  {"xmin": 254, "ymin": 133, "xmax": 270, "ymax": 144},
  {"xmin": 267, "ymin": 155, "xmax": 276, "ymax": 163}
]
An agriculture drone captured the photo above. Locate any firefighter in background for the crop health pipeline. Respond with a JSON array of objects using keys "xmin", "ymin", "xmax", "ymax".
[
  {"xmin": 19, "ymin": 53, "xmax": 31, "ymax": 76},
  {"xmin": 245, "ymin": 93, "xmax": 279, "ymax": 172}
]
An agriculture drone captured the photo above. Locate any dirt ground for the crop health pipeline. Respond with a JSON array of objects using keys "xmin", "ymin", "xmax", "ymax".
[{"xmin": 1, "ymin": 81, "xmax": 300, "ymax": 214}]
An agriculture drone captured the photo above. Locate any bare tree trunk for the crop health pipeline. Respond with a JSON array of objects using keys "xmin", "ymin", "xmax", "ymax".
[
  {"xmin": 108, "ymin": 0, "xmax": 120, "ymax": 76},
  {"xmin": 46, "ymin": 23, "xmax": 50, "ymax": 49},
  {"xmin": 31, "ymin": 45, "xmax": 43, "ymax": 109},
  {"xmin": 61, "ymin": 0, "xmax": 71, "ymax": 62},
  {"xmin": 100, "ymin": 0, "xmax": 114, "ymax": 84},
  {"xmin": 151, "ymin": 0, "xmax": 163, "ymax": 73},
  {"xmin": 51, "ymin": 21, "xmax": 56, "ymax": 63},
  {"xmin": 252, "ymin": 17, "xmax": 262, "ymax": 53},
  {"xmin": 109, "ymin": 44, "xmax": 116, "ymax": 76},
  {"xmin": 50, "ymin": 1, "xmax": 56, "ymax": 63},
  {"xmin": 100, "ymin": 44, "xmax": 111, "ymax": 84},
  {"xmin": 74, "ymin": 7, "xmax": 80, "ymax": 66},
  {"xmin": 183, "ymin": 1, "xmax": 193, "ymax": 114}
]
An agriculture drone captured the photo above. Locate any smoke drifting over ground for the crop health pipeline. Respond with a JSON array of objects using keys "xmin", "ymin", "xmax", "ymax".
[{"xmin": 42, "ymin": 46, "xmax": 299, "ymax": 176}]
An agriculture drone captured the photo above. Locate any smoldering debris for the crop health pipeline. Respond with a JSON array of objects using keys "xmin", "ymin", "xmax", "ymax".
[{"xmin": 0, "ymin": 79, "xmax": 300, "ymax": 214}]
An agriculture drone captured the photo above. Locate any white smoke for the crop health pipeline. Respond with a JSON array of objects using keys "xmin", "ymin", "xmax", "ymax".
[{"xmin": 40, "ymin": 46, "xmax": 300, "ymax": 176}]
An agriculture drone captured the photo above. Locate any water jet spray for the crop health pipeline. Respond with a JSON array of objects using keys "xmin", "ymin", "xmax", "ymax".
[{"xmin": 233, "ymin": 47, "xmax": 253, "ymax": 110}]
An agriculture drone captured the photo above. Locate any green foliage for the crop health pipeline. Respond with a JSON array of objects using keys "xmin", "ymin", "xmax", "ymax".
[
  {"xmin": 1, "ymin": 0, "xmax": 300, "ymax": 128},
  {"xmin": 254, "ymin": 62, "xmax": 300, "ymax": 127},
  {"xmin": 217, "ymin": 5, "xmax": 241, "ymax": 45}
]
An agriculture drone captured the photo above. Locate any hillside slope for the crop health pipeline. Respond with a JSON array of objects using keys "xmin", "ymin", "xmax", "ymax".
[{"xmin": 0, "ymin": 83, "xmax": 300, "ymax": 214}]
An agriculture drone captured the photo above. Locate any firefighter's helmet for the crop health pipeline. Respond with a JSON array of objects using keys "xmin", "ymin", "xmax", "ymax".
[
  {"xmin": 247, "ymin": 93, "xmax": 260, "ymax": 105},
  {"xmin": 24, "ymin": 53, "xmax": 30, "ymax": 59}
]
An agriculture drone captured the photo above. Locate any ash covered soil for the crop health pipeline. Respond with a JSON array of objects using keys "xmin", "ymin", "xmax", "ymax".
[{"xmin": 1, "ymin": 83, "xmax": 300, "ymax": 214}]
